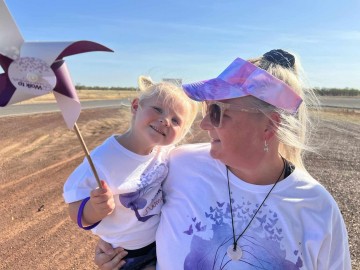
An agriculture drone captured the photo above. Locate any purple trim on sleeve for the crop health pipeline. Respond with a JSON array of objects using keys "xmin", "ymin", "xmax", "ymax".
[{"xmin": 77, "ymin": 197, "xmax": 101, "ymax": 230}]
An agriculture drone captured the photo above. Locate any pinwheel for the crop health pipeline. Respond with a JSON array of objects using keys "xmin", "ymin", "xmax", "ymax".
[{"xmin": 0, "ymin": 0, "xmax": 113, "ymax": 187}]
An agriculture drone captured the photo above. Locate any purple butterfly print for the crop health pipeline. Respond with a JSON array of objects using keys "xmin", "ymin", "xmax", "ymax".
[
  {"xmin": 195, "ymin": 222, "xmax": 206, "ymax": 232},
  {"xmin": 216, "ymin": 201, "xmax": 225, "ymax": 207},
  {"xmin": 183, "ymin": 224, "xmax": 193, "ymax": 235}
]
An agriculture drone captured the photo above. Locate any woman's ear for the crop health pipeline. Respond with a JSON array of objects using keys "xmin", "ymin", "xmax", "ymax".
[
  {"xmin": 264, "ymin": 112, "xmax": 281, "ymax": 141},
  {"xmin": 131, "ymin": 98, "xmax": 140, "ymax": 114}
]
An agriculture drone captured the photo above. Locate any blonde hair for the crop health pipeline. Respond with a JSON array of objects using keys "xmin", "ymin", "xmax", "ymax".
[
  {"xmin": 136, "ymin": 75, "xmax": 198, "ymax": 144},
  {"xmin": 248, "ymin": 51, "xmax": 319, "ymax": 170}
]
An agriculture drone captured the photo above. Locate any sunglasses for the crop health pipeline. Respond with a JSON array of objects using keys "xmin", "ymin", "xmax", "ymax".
[{"xmin": 202, "ymin": 101, "xmax": 260, "ymax": 128}]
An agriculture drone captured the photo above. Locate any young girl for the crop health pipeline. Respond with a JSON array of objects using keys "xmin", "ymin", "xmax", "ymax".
[{"xmin": 63, "ymin": 76, "xmax": 198, "ymax": 269}]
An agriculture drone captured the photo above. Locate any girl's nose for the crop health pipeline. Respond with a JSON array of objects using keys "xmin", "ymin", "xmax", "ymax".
[{"xmin": 159, "ymin": 118, "xmax": 169, "ymax": 127}]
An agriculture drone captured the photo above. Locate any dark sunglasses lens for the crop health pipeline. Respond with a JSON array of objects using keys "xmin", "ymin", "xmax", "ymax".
[{"xmin": 209, "ymin": 104, "xmax": 221, "ymax": 127}]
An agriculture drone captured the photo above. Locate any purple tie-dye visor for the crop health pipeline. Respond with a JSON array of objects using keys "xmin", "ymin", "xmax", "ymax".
[{"xmin": 182, "ymin": 57, "xmax": 303, "ymax": 114}]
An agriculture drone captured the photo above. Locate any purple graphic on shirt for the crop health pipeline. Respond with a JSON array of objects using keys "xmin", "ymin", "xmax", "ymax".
[
  {"xmin": 119, "ymin": 162, "xmax": 167, "ymax": 222},
  {"xmin": 183, "ymin": 198, "xmax": 303, "ymax": 269},
  {"xmin": 119, "ymin": 190, "xmax": 155, "ymax": 222}
]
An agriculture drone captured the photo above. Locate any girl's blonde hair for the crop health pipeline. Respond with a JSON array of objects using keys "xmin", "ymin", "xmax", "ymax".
[
  {"xmin": 247, "ymin": 51, "xmax": 319, "ymax": 170},
  {"xmin": 137, "ymin": 75, "xmax": 198, "ymax": 144}
]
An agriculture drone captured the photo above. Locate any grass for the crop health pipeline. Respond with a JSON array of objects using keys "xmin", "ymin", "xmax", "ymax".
[
  {"xmin": 21, "ymin": 89, "xmax": 138, "ymax": 104},
  {"xmin": 315, "ymin": 109, "xmax": 360, "ymax": 125}
]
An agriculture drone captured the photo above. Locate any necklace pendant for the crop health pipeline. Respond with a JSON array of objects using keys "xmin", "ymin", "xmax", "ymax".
[{"xmin": 227, "ymin": 244, "xmax": 243, "ymax": 261}]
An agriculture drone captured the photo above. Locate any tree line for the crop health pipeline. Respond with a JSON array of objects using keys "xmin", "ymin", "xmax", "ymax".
[
  {"xmin": 75, "ymin": 85, "xmax": 137, "ymax": 91},
  {"xmin": 313, "ymin": 87, "xmax": 360, "ymax": 96}
]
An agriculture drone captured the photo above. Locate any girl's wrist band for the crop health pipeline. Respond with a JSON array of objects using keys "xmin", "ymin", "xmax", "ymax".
[{"xmin": 77, "ymin": 197, "xmax": 101, "ymax": 230}]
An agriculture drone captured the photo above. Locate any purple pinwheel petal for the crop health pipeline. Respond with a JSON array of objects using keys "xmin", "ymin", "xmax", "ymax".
[
  {"xmin": 52, "ymin": 60, "xmax": 81, "ymax": 129},
  {"xmin": 0, "ymin": 73, "xmax": 16, "ymax": 107},
  {"xmin": 56, "ymin": 40, "xmax": 113, "ymax": 60},
  {"xmin": 52, "ymin": 60, "xmax": 79, "ymax": 101},
  {"xmin": 0, "ymin": 54, "xmax": 13, "ymax": 72}
]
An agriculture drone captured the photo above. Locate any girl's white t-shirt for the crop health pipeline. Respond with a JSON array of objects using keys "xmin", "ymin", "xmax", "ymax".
[{"xmin": 64, "ymin": 135, "xmax": 172, "ymax": 249}]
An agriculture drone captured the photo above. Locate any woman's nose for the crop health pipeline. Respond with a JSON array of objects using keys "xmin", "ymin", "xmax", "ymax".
[{"xmin": 200, "ymin": 114, "xmax": 212, "ymax": 130}]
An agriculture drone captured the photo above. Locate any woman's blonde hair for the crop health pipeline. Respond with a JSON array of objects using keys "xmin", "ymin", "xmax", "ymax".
[
  {"xmin": 248, "ymin": 50, "xmax": 319, "ymax": 170},
  {"xmin": 136, "ymin": 75, "xmax": 198, "ymax": 144}
]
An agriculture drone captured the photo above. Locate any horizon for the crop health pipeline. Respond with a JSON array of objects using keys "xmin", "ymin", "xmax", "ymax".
[
  {"xmin": 2, "ymin": 0, "xmax": 360, "ymax": 89},
  {"xmin": 74, "ymin": 85, "xmax": 360, "ymax": 92}
]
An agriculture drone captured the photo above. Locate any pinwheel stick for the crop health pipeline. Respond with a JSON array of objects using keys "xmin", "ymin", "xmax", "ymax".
[{"xmin": 73, "ymin": 123, "xmax": 102, "ymax": 188}]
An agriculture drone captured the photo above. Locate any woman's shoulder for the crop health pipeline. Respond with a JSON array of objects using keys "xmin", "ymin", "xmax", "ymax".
[
  {"xmin": 286, "ymin": 168, "xmax": 342, "ymax": 210},
  {"xmin": 170, "ymin": 143, "xmax": 211, "ymax": 156},
  {"xmin": 167, "ymin": 143, "xmax": 211, "ymax": 164}
]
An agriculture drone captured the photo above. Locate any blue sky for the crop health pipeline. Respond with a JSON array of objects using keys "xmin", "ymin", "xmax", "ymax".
[{"xmin": 3, "ymin": 0, "xmax": 360, "ymax": 89}]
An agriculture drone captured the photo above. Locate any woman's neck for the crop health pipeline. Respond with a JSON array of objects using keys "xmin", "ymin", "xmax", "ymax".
[{"xmin": 227, "ymin": 154, "xmax": 285, "ymax": 185}]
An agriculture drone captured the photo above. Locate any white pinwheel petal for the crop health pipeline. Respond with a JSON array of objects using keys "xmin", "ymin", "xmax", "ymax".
[
  {"xmin": 6, "ymin": 90, "xmax": 39, "ymax": 105},
  {"xmin": 0, "ymin": 0, "xmax": 24, "ymax": 60},
  {"xmin": 21, "ymin": 42, "xmax": 74, "ymax": 66},
  {"xmin": 53, "ymin": 91, "xmax": 81, "ymax": 130}
]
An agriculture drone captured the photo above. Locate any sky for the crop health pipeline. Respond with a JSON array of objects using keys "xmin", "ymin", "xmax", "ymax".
[{"xmin": 2, "ymin": 0, "xmax": 360, "ymax": 89}]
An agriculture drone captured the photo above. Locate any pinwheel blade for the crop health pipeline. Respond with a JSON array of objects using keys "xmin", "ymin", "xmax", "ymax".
[
  {"xmin": 0, "ymin": 73, "xmax": 16, "ymax": 106},
  {"xmin": 56, "ymin": 40, "xmax": 113, "ymax": 60},
  {"xmin": 0, "ymin": 0, "xmax": 24, "ymax": 60},
  {"xmin": 21, "ymin": 42, "xmax": 75, "ymax": 66},
  {"xmin": 52, "ymin": 60, "xmax": 81, "ymax": 129},
  {"xmin": 0, "ymin": 53, "xmax": 13, "ymax": 71},
  {"xmin": 53, "ymin": 91, "xmax": 81, "ymax": 130}
]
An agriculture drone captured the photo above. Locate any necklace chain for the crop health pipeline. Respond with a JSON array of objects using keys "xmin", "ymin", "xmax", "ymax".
[{"xmin": 226, "ymin": 157, "xmax": 286, "ymax": 251}]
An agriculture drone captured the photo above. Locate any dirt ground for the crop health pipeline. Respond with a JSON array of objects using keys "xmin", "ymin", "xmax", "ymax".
[{"xmin": 0, "ymin": 107, "xmax": 359, "ymax": 269}]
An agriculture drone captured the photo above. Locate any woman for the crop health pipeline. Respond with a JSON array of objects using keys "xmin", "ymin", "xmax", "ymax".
[{"xmin": 95, "ymin": 49, "xmax": 351, "ymax": 269}]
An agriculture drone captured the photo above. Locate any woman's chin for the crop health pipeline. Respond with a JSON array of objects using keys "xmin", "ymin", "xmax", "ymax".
[{"xmin": 209, "ymin": 147, "xmax": 221, "ymax": 160}]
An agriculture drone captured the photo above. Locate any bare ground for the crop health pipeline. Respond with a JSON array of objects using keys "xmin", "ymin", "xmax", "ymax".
[{"xmin": 0, "ymin": 108, "xmax": 359, "ymax": 269}]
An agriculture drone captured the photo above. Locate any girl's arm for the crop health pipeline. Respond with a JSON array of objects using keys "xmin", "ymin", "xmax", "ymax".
[{"xmin": 68, "ymin": 180, "xmax": 115, "ymax": 226}]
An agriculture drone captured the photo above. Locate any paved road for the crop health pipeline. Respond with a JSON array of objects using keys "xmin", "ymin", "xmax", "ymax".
[{"xmin": 0, "ymin": 99, "xmax": 131, "ymax": 117}]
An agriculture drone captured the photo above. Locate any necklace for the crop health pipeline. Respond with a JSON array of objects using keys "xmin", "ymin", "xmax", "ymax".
[{"xmin": 226, "ymin": 157, "xmax": 286, "ymax": 261}]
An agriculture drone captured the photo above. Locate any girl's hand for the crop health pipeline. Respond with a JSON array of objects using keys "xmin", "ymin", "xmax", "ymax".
[
  {"xmin": 89, "ymin": 180, "xmax": 115, "ymax": 219},
  {"xmin": 94, "ymin": 238, "xmax": 128, "ymax": 270}
]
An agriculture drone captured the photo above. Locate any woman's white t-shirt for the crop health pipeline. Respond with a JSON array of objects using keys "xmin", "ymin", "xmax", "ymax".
[{"xmin": 156, "ymin": 143, "xmax": 351, "ymax": 269}]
